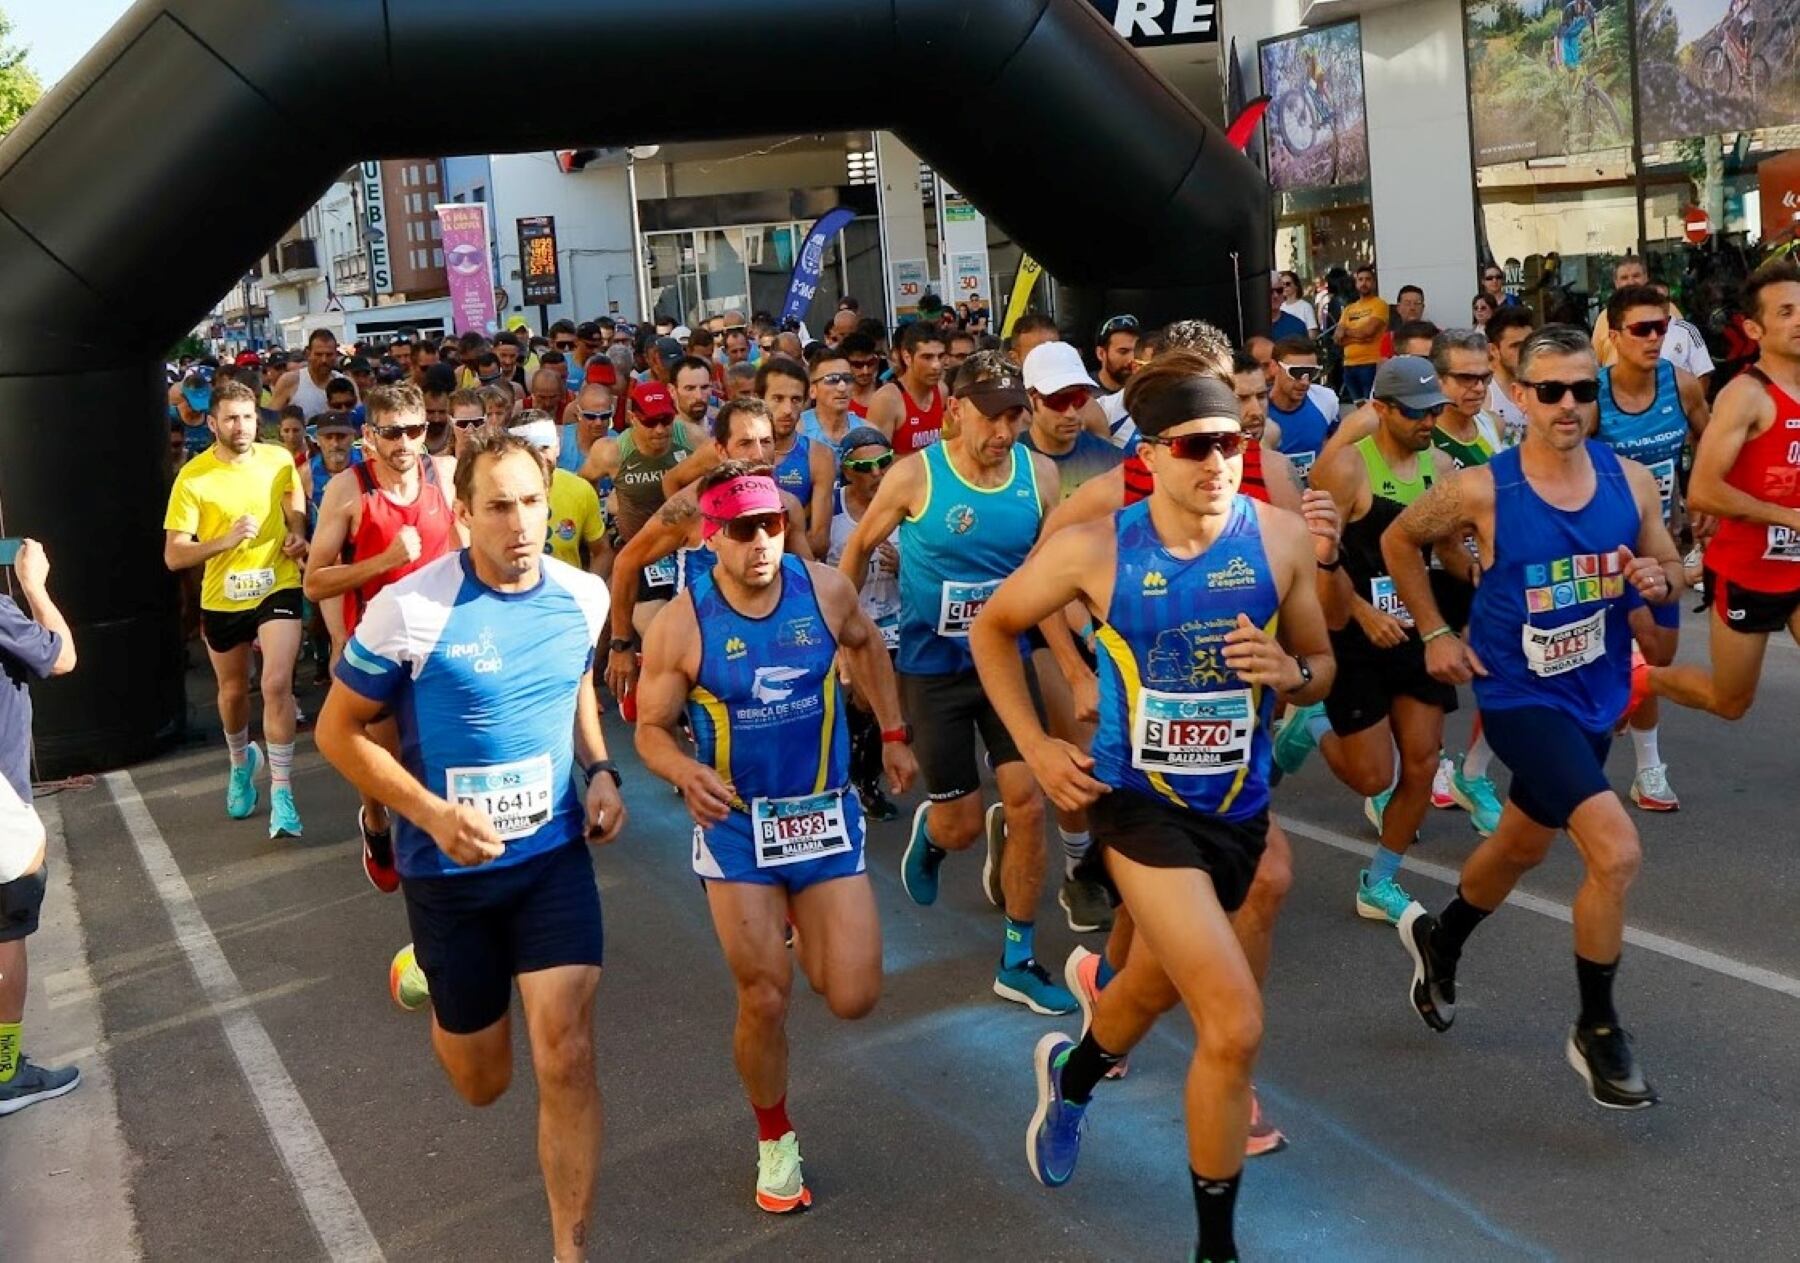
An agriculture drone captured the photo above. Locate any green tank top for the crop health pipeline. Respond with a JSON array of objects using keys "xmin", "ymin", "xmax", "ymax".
[
  {"xmin": 612, "ymin": 426, "xmax": 693, "ymax": 540},
  {"xmin": 1432, "ymin": 416, "xmax": 1496, "ymax": 470},
  {"xmin": 1340, "ymin": 436, "xmax": 1434, "ymax": 616}
]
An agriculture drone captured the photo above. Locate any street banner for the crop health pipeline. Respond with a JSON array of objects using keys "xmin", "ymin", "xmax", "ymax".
[
  {"xmin": 1258, "ymin": 19, "xmax": 1372, "ymax": 193},
  {"xmin": 1001, "ymin": 257, "xmax": 1044, "ymax": 338},
  {"xmin": 779, "ymin": 206, "xmax": 857, "ymax": 328},
  {"xmin": 437, "ymin": 203, "xmax": 497, "ymax": 336},
  {"xmin": 1635, "ymin": 0, "xmax": 1800, "ymax": 145},
  {"xmin": 1462, "ymin": 0, "xmax": 1634, "ymax": 164},
  {"xmin": 516, "ymin": 215, "xmax": 562, "ymax": 307}
]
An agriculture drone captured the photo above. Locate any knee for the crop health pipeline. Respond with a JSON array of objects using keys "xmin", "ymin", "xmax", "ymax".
[
  {"xmin": 738, "ymin": 976, "xmax": 790, "ymax": 1030},
  {"xmin": 1344, "ymin": 761, "xmax": 1391, "ymax": 797},
  {"xmin": 449, "ymin": 1060, "xmax": 512, "ymax": 1108},
  {"xmin": 1496, "ymin": 828, "xmax": 1555, "ymax": 869},
  {"xmin": 533, "ymin": 1026, "xmax": 596, "ymax": 1095},
  {"xmin": 260, "ymin": 664, "xmax": 295, "ymax": 696},
  {"xmin": 217, "ymin": 678, "xmax": 249, "ymax": 706},
  {"xmin": 1715, "ymin": 689, "xmax": 1754, "ymax": 721},
  {"xmin": 1399, "ymin": 745, "xmax": 1440, "ymax": 786},
  {"xmin": 1245, "ymin": 849, "xmax": 1293, "ymax": 915},
  {"xmin": 1588, "ymin": 834, "xmax": 1642, "ymax": 894},
  {"xmin": 927, "ymin": 803, "xmax": 981, "ymax": 849},
  {"xmin": 1197, "ymin": 993, "xmax": 1264, "ymax": 1067},
  {"xmin": 1002, "ymin": 794, "xmax": 1044, "ymax": 840},
  {"xmin": 824, "ymin": 975, "xmax": 881, "ymax": 1022}
]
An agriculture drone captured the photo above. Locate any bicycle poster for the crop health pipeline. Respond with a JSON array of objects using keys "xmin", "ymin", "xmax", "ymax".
[
  {"xmin": 1462, "ymin": 0, "xmax": 1635, "ymax": 163},
  {"xmin": 1257, "ymin": 19, "xmax": 1371, "ymax": 194},
  {"xmin": 1635, "ymin": 0, "xmax": 1800, "ymax": 143}
]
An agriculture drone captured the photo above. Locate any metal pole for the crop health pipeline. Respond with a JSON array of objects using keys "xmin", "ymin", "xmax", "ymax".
[{"xmin": 1626, "ymin": 0, "xmax": 1649, "ymax": 260}]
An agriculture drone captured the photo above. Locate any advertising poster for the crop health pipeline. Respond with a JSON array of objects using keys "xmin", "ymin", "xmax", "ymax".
[
  {"xmin": 892, "ymin": 258, "xmax": 929, "ymax": 318},
  {"xmin": 1636, "ymin": 0, "xmax": 1800, "ymax": 143},
  {"xmin": 1463, "ymin": 0, "xmax": 1634, "ymax": 164},
  {"xmin": 516, "ymin": 215, "xmax": 562, "ymax": 307},
  {"xmin": 1258, "ymin": 20, "xmax": 1372, "ymax": 193},
  {"xmin": 437, "ymin": 204, "xmax": 497, "ymax": 336}
]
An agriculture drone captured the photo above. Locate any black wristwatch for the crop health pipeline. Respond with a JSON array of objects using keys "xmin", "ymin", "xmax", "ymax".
[
  {"xmin": 1284, "ymin": 654, "xmax": 1313, "ymax": 693},
  {"xmin": 608, "ymin": 637, "xmax": 638, "ymax": 654},
  {"xmin": 586, "ymin": 760, "xmax": 623, "ymax": 788}
]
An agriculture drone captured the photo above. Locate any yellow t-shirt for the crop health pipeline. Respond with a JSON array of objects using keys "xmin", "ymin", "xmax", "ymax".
[
  {"xmin": 545, "ymin": 468, "xmax": 606, "ymax": 569},
  {"xmin": 164, "ymin": 443, "xmax": 302, "ymax": 612},
  {"xmin": 1342, "ymin": 296, "xmax": 1390, "ymax": 366}
]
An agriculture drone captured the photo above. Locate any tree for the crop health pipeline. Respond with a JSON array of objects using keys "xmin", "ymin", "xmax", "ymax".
[{"xmin": 0, "ymin": 8, "xmax": 42, "ymax": 140}]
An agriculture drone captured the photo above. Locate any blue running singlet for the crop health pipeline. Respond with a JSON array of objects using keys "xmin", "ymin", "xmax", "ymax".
[{"xmin": 1596, "ymin": 360, "xmax": 1686, "ymax": 523}]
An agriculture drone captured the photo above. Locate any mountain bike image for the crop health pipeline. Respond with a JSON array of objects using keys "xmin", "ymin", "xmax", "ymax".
[
  {"xmin": 1258, "ymin": 20, "xmax": 1369, "ymax": 193},
  {"xmin": 1270, "ymin": 63, "xmax": 1340, "ymax": 184},
  {"xmin": 1699, "ymin": 1, "xmax": 1771, "ymax": 99}
]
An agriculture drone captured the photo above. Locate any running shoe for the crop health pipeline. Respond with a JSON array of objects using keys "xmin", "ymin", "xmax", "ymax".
[
  {"xmin": 755, "ymin": 1131, "xmax": 813, "ymax": 1213},
  {"xmin": 1431, "ymin": 755, "xmax": 1457, "ymax": 810},
  {"xmin": 1246, "ymin": 1087, "xmax": 1288, "ymax": 1158},
  {"xmin": 1448, "ymin": 767, "xmax": 1503, "ymax": 837},
  {"xmin": 1566, "ymin": 1024, "xmax": 1658, "ymax": 1110},
  {"xmin": 1363, "ymin": 789, "xmax": 1391, "ymax": 835},
  {"xmin": 1629, "ymin": 764, "xmax": 1680, "ymax": 812},
  {"xmin": 900, "ymin": 802, "xmax": 945, "ymax": 906},
  {"xmin": 1398, "ymin": 904, "xmax": 1455, "ymax": 1032},
  {"xmin": 995, "ymin": 957, "xmax": 1078, "ymax": 1015},
  {"xmin": 1355, "ymin": 870, "xmax": 1414, "ymax": 924},
  {"xmin": 1063, "ymin": 946, "xmax": 1127, "ymax": 1080},
  {"xmin": 1058, "ymin": 876, "xmax": 1113, "ymax": 933},
  {"xmin": 225, "ymin": 743, "xmax": 263, "ymax": 820},
  {"xmin": 268, "ymin": 787, "xmax": 303, "ymax": 839},
  {"xmin": 389, "ymin": 943, "xmax": 429, "ymax": 1012},
  {"xmin": 855, "ymin": 780, "xmax": 899, "ymax": 823},
  {"xmin": 360, "ymin": 809, "xmax": 399, "ymax": 894},
  {"xmin": 0, "ymin": 1057, "xmax": 81, "ymax": 1116},
  {"xmin": 1027, "ymin": 1033, "xmax": 1087, "ymax": 1188},
  {"xmin": 1272, "ymin": 702, "xmax": 1324, "ymax": 775},
  {"xmin": 981, "ymin": 802, "xmax": 1006, "ymax": 908}
]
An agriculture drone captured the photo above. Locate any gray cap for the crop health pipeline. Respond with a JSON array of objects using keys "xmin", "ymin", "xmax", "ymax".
[
  {"xmin": 653, "ymin": 335, "xmax": 685, "ymax": 364},
  {"xmin": 1372, "ymin": 355, "xmax": 1451, "ymax": 410}
]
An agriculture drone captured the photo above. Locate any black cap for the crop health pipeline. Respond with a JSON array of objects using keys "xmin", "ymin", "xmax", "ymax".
[{"xmin": 576, "ymin": 321, "xmax": 603, "ymax": 341}]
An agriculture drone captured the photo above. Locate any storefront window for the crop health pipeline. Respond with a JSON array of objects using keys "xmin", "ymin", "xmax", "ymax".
[{"xmin": 645, "ymin": 220, "xmax": 875, "ymax": 330}]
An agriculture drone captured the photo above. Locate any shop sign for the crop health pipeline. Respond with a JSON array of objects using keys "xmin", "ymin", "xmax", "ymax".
[{"xmin": 1089, "ymin": 0, "xmax": 1217, "ymax": 47}]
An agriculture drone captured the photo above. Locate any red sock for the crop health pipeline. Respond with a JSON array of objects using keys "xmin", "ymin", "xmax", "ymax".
[{"xmin": 753, "ymin": 1096, "xmax": 792, "ymax": 1142}]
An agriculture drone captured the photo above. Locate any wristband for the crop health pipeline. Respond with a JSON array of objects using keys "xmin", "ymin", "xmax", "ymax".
[
  {"xmin": 880, "ymin": 725, "xmax": 912, "ymax": 745},
  {"xmin": 1420, "ymin": 626, "xmax": 1455, "ymax": 645},
  {"xmin": 586, "ymin": 760, "xmax": 623, "ymax": 787}
]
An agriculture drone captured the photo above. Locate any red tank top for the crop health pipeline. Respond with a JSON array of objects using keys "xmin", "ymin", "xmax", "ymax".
[
  {"xmin": 891, "ymin": 384, "xmax": 945, "ymax": 455},
  {"xmin": 1705, "ymin": 366, "xmax": 1800, "ymax": 593},
  {"xmin": 343, "ymin": 458, "xmax": 456, "ymax": 634},
  {"xmin": 1120, "ymin": 444, "xmax": 1268, "ymax": 507},
  {"xmin": 848, "ymin": 396, "xmax": 870, "ymax": 420}
]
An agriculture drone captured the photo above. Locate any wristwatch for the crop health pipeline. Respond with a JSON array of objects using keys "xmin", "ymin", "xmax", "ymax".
[
  {"xmin": 586, "ymin": 759, "xmax": 623, "ymax": 788},
  {"xmin": 881, "ymin": 724, "xmax": 913, "ymax": 745},
  {"xmin": 608, "ymin": 636, "xmax": 638, "ymax": 654},
  {"xmin": 1283, "ymin": 654, "xmax": 1313, "ymax": 693}
]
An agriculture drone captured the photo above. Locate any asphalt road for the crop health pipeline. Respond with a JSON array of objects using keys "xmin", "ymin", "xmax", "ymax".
[{"xmin": 12, "ymin": 602, "xmax": 1800, "ymax": 1261}]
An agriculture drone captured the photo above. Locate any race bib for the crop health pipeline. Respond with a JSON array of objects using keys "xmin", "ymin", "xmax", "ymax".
[
  {"xmin": 445, "ymin": 753, "xmax": 554, "ymax": 841},
  {"xmin": 878, "ymin": 616, "xmax": 900, "ymax": 651},
  {"xmin": 224, "ymin": 567, "xmax": 276, "ymax": 604},
  {"xmin": 751, "ymin": 790, "xmax": 854, "ymax": 868},
  {"xmin": 1522, "ymin": 608, "xmax": 1606, "ymax": 678},
  {"xmin": 644, "ymin": 555, "xmax": 678, "ymax": 588},
  {"xmin": 1648, "ymin": 458, "xmax": 1677, "ymax": 518},
  {"xmin": 1130, "ymin": 687, "xmax": 1255, "ymax": 776},
  {"xmin": 1369, "ymin": 575, "xmax": 1414, "ymax": 627},
  {"xmin": 938, "ymin": 578, "xmax": 1000, "ymax": 638},
  {"xmin": 1763, "ymin": 525, "xmax": 1800, "ymax": 562},
  {"xmin": 1289, "ymin": 449, "xmax": 1318, "ymax": 479}
]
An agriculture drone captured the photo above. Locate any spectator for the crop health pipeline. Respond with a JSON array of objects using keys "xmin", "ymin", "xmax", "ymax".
[
  {"xmin": 1334, "ymin": 263, "xmax": 1390, "ymax": 400},
  {"xmin": 0, "ymin": 539, "xmax": 79, "ymax": 1116},
  {"xmin": 1472, "ymin": 292, "xmax": 1497, "ymax": 327},
  {"xmin": 1277, "ymin": 270, "xmax": 1319, "ymax": 332},
  {"xmin": 1479, "ymin": 263, "xmax": 1519, "ymax": 309},
  {"xmin": 1271, "ymin": 284, "xmax": 1309, "ymax": 341}
]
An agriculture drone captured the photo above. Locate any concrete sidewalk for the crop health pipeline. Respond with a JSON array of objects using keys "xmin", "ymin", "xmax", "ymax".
[{"xmin": 0, "ymin": 793, "xmax": 140, "ymax": 1262}]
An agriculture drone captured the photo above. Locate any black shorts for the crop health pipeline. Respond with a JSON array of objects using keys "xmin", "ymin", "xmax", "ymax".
[
  {"xmin": 898, "ymin": 667, "xmax": 1043, "ymax": 801},
  {"xmin": 0, "ymin": 861, "xmax": 48, "ymax": 943},
  {"xmin": 1706, "ymin": 566, "xmax": 1800, "ymax": 636},
  {"xmin": 200, "ymin": 587, "xmax": 303, "ymax": 654},
  {"xmin": 401, "ymin": 840, "xmax": 604, "ymax": 1035},
  {"xmin": 1081, "ymin": 790, "xmax": 1266, "ymax": 914},
  {"xmin": 1481, "ymin": 705, "xmax": 1612, "ymax": 830},
  {"xmin": 1324, "ymin": 634, "xmax": 1458, "ymax": 738}
]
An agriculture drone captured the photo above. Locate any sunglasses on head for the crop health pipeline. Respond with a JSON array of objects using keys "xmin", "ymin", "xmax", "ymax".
[
  {"xmin": 1280, "ymin": 362, "xmax": 1320, "ymax": 382},
  {"xmin": 1040, "ymin": 386, "xmax": 1092, "ymax": 413},
  {"xmin": 1099, "ymin": 314, "xmax": 1139, "ymax": 339},
  {"xmin": 1522, "ymin": 378, "xmax": 1600, "ymax": 405},
  {"xmin": 373, "ymin": 422, "xmax": 428, "ymax": 441},
  {"xmin": 1145, "ymin": 431, "xmax": 1246, "ymax": 461},
  {"xmin": 1624, "ymin": 318, "xmax": 1669, "ymax": 339},
  {"xmin": 843, "ymin": 452, "xmax": 894, "ymax": 473},
  {"xmin": 813, "ymin": 371, "xmax": 854, "ymax": 387},
  {"xmin": 709, "ymin": 511, "xmax": 787, "ymax": 543},
  {"xmin": 1384, "ymin": 400, "xmax": 1447, "ymax": 421}
]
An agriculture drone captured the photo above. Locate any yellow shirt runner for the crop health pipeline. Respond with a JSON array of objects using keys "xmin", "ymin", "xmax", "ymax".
[
  {"xmin": 546, "ymin": 468, "xmax": 606, "ymax": 569},
  {"xmin": 164, "ymin": 443, "xmax": 303, "ymax": 611}
]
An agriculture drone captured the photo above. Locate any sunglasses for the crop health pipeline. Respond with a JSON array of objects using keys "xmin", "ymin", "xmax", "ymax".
[
  {"xmin": 709, "ymin": 511, "xmax": 787, "ymax": 543},
  {"xmin": 1280, "ymin": 362, "xmax": 1321, "ymax": 382},
  {"xmin": 1444, "ymin": 370, "xmax": 1493, "ymax": 388},
  {"xmin": 637, "ymin": 413, "xmax": 675, "ymax": 428},
  {"xmin": 1522, "ymin": 378, "xmax": 1600, "ymax": 405},
  {"xmin": 579, "ymin": 408, "xmax": 613, "ymax": 422},
  {"xmin": 843, "ymin": 452, "xmax": 894, "ymax": 474},
  {"xmin": 1098, "ymin": 314, "xmax": 1139, "ymax": 339},
  {"xmin": 554, "ymin": 340, "xmax": 577, "ymax": 350},
  {"xmin": 1483, "ymin": 272, "xmax": 1505, "ymax": 281},
  {"xmin": 1385, "ymin": 400, "xmax": 1448, "ymax": 421},
  {"xmin": 1624, "ymin": 318, "xmax": 1669, "ymax": 339},
  {"xmin": 1145, "ymin": 431, "xmax": 1246, "ymax": 461},
  {"xmin": 1040, "ymin": 387, "xmax": 1092, "ymax": 413},
  {"xmin": 847, "ymin": 357, "xmax": 880, "ymax": 370},
  {"xmin": 812, "ymin": 371, "xmax": 854, "ymax": 388},
  {"xmin": 372, "ymin": 423, "xmax": 428, "ymax": 441},
  {"xmin": 452, "ymin": 417, "xmax": 484, "ymax": 429}
]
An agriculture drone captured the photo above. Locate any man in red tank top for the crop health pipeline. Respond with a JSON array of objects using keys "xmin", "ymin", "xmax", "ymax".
[
  {"xmin": 303, "ymin": 381, "xmax": 460, "ymax": 891},
  {"xmin": 1648, "ymin": 259, "xmax": 1800, "ymax": 721},
  {"xmin": 866, "ymin": 322, "xmax": 948, "ymax": 456}
]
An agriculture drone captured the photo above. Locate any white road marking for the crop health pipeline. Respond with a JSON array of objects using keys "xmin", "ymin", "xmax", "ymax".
[
  {"xmin": 104, "ymin": 771, "xmax": 384, "ymax": 1262},
  {"xmin": 1282, "ymin": 815, "xmax": 1800, "ymax": 1000}
]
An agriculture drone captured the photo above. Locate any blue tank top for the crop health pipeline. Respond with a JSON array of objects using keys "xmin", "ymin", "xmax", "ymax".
[
  {"xmin": 685, "ymin": 557, "xmax": 859, "ymax": 852},
  {"xmin": 775, "ymin": 435, "xmax": 814, "ymax": 511},
  {"xmin": 1469, "ymin": 443, "xmax": 1639, "ymax": 731},
  {"xmin": 1596, "ymin": 360, "xmax": 1685, "ymax": 522},
  {"xmin": 1270, "ymin": 389, "xmax": 1333, "ymax": 479},
  {"xmin": 1090, "ymin": 498, "xmax": 1279, "ymax": 823},
  {"xmin": 896, "ymin": 441, "xmax": 1042, "ymax": 675}
]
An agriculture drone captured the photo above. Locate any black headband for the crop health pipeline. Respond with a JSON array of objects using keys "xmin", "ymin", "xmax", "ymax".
[{"xmin": 1131, "ymin": 376, "xmax": 1242, "ymax": 437}]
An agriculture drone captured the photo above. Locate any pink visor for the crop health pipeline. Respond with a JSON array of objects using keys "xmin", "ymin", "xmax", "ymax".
[{"xmin": 698, "ymin": 474, "xmax": 782, "ymax": 539}]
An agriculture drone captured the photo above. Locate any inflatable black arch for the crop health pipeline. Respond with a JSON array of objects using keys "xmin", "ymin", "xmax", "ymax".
[{"xmin": 0, "ymin": 0, "xmax": 1268, "ymax": 774}]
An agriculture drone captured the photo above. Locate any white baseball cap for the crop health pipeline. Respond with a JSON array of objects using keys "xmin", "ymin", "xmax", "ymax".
[{"xmin": 1022, "ymin": 341, "xmax": 1100, "ymax": 396}]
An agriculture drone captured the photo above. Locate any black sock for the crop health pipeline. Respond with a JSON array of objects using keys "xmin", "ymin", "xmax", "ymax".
[
  {"xmin": 1058, "ymin": 1031, "xmax": 1124, "ymax": 1106},
  {"xmin": 1191, "ymin": 1168, "xmax": 1241, "ymax": 1263},
  {"xmin": 1432, "ymin": 889, "xmax": 1492, "ymax": 961},
  {"xmin": 1575, "ymin": 954, "xmax": 1620, "ymax": 1029}
]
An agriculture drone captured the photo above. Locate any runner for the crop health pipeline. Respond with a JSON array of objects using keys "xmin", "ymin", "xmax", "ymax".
[
  {"xmin": 1485, "ymin": 305, "xmax": 1538, "ymax": 447},
  {"xmin": 969, "ymin": 357, "xmax": 1332, "ymax": 1263},
  {"xmin": 316, "ymin": 429, "xmax": 623, "ymax": 1262},
  {"xmin": 503, "ymin": 411, "xmax": 609, "ymax": 577},
  {"xmin": 1595, "ymin": 284, "xmax": 1710, "ymax": 810},
  {"xmin": 1275, "ymin": 357, "xmax": 1466, "ymax": 923},
  {"xmin": 865, "ymin": 322, "xmax": 948, "ymax": 456},
  {"xmin": 271, "ymin": 327, "xmax": 341, "ymax": 416},
  {"xmin": 837, "ymin": 332, "xmax": 882, "ymax": 419},
  {"xmin": 801, "ymin": 347, "xmax": 856, "ymax": 449},
  {"xmin": 578, "ymin": 381, "xmax": 700, "ymax": 597},
  {"xmin": 836, "ymin": 350, "xmax": 1076, "ymax": 1014},
  {"xmin": 304, "ymin": 381, "xmax": 459, "ymax": 891},
  {"xmin": 162, "ymin": 381, "xmax": 309, "ymax": 838},
  {"xmin": 1265, "ymin": 337, "xmax": 1341, "ymax": 482},
  {"xmin": 1314, "ymin": 323, "xmax": 1441, "ymax": 465},
  {"xmin": 1021, "ymin": 343, "xmax": 1126, "ymax": 497},
  {"xmin": 1381, "ymin": 324, "xmax": 1682, "ymax": 1110},
  {"xmin": 1648, "ymin": 257, "xmax": 1800, "ymax": 720},
  {"xmin": 634, "ymin": 461, "xmax": 916, "ymax": 1213}
]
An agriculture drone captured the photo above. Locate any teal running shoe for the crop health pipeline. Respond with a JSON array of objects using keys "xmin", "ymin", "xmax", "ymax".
[
  {"xmin": 268, "ymin": 786, "xmax": 303, "ymax": 839},
  {"xmin": 1272, "ymin": 703, "xmax": 1325, "ymax": 775},
  {"xmin": 226, "ymin": 743, "xmax": 263, "ymax": 820},
  {"xmin": 901, "ymin": 802, "xmax": 945, "ymax": 906},
  {"xmin": 1356, "ymin": 870, "xmax": 1416, "ymax": 925},
  {"xmin": 1449, "ymin": 767, "xmax": 1503, "ymax": 836},
  {"xmin": 995, "ymin": 958, "xmax": 1078, "ymax": 1015},
  {"xmin": 1363, "ymin": 788, "xmax": 1392, "ymax": 834}
]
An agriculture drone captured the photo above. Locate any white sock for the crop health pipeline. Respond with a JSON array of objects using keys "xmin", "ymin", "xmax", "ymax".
[
  {"xmin": 1463, "ymin": 731, "xmax": 1494, "ymax": 780},
  {"xmin": 268, "ymin": 742, "xmax": 294, "ymax": 790},
  {"xmin": 1629, "ymin": 725, "xmax": 1661, "ymax": 773},
  {"xmin": 225, "ymin": 728, "xmax": 249, "ymax": 768},
  {"xmin": 1058, "ymin": 828, "xmax": 1091, "ymax": 879}
]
